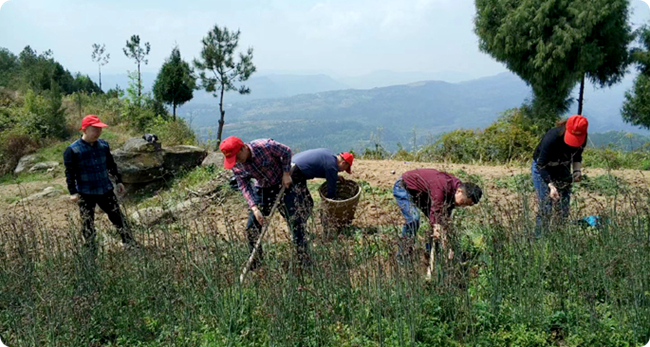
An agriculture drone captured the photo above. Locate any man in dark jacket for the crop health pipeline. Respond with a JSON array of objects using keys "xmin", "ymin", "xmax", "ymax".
[
  {"xmin": 532, "ymin": 115, "xmax": 588, "ymax": 237},
  {"xmin": 63, "ymin": 115, "xmax": 135, "ymax": 254}
]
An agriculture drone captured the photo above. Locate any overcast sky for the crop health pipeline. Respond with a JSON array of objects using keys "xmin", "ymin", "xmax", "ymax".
[{"xmin": 1, "ymin": 0, "xmax": 649, "ymax": 79}]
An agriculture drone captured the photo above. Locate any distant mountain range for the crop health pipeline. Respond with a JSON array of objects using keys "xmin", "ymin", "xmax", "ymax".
[
  {"xmin": 99, "ymin": 70, "xmax": 650, "ymax": 153},
  {"xmin": 100, "ymin": 69, "xmax": 475, "ymax": 102}
]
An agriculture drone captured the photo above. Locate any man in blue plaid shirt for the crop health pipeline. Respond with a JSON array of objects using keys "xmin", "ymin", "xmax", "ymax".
[{"xmin": 63, "ymin": 115, "xmax": 136, "ymax": 253}]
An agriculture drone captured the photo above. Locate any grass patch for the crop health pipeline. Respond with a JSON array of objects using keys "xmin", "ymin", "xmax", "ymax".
[
  {"xmin": 131, "ymin": 165, "xmax": 231, "ymax": 208},
  {"xmin": 452, "ymin": 169, "xmax": 484, "ymax": 185},
  {"xmin": 0, "ymin": 172, "xmax": 54, "ymax": 186},
  {"xmin": 577, "ymin": 174, "xmax": 629, "ymax": 196},
  {"xmin": 492, "ymin": 173, "xmax": 534, "ymax": 194}
]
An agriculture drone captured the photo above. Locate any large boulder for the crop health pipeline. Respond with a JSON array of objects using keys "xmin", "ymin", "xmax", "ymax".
[
  {"xmin": 122, "ymin": 137, "xmax": 161, "ymax": 153},
  {"xmin": 14, "ymin": 154, "xmax": 38, "ymax": 174},
  {"xmin": 163, "ymin": 145, "xmax": 208, "ymax": 173},
  {"xmin": 112, "ymin": 149, "xmax": 165, "ymax": 184},
  {"xmin": 113, "ymin": 138, "xmax": 207, "ymax": 187},
  {"xmin": 201, "ymin": 151, "xmax": 224, "ymax": 168}
]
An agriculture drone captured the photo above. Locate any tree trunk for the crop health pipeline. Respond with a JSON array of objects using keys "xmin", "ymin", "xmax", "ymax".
[
  {"xmin": 98, "ymin": 65, "xmax": 102, "ymax": 91},
  {"xmin": 577, "ymin": 73, "xmax": 585, "ymax": 115},
  {"xmin": 137, "ymin": 61, "xmax": 142, "ymax": 106},
  {"xmin": 173, "ymin": 102, "xmax": 177, "ymax": 122},
  {"xmin": 216, "ymin": 85, "xmax": 226, "ymax": 148}
]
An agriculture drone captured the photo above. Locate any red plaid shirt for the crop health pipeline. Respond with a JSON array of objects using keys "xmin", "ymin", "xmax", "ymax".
[{"xmin": 232, "ymin": 139, "xmax": 292, "ymax": 208}]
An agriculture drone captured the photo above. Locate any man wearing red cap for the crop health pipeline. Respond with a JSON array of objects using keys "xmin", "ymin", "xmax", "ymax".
[
  {"xmin": 532, "ymin": 114, "xmax": 589, "ymax": 237},
  {"xmin": 291, "ymin": 148, "xmax": 353, "ymax": 199},
  {"xmin": 220, "ymin": 136, "xmax": 310, "ymax": 267},
  {"xmin": 290, "ymin": 149, "xmax": 353, "ymax": 234},
  {"xmin": 63, "ymin": 115, "xmax": 136, "ymax": 254}
]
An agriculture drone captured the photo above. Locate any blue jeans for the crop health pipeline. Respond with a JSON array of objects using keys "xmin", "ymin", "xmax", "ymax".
[
  {"xmin": 531, "ymin": 160, "xmax": 571, "ymax": 237},
  {"xmin": 393, "ymin": 178, "xmax": 425, "ymax": 255}
]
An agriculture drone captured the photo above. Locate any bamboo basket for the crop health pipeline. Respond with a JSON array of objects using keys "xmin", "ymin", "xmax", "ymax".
[{"xmin": 318, "ymin": 180, "xmax": 361, "ymax": 232}]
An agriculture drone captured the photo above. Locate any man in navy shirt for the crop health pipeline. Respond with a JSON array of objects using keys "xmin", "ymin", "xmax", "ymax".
[
  {"xmin": 290, "ymin": 149, "xmax": 353, "ymax": 231},
  {"xmin": 63, "ymin": 115, "xmax": 135, "ymax": 254},
  {"xmin": 292, "ymin": 149, "xmax": 353, "ymax": 199}
]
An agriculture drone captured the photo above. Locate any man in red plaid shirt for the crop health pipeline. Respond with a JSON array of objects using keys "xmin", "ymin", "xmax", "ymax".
[{"xmin": 220, "ymin": 136, "xmax": 312, "ymax": 267}]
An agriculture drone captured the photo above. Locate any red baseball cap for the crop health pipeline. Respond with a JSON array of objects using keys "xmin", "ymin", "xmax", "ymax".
[
  {"xmin": 564, "ymin": 115, "xmax": 588, "ymax": 147},
  {"xmin": 220, "ymin": 136, "xmax": 244, "ymax": 169},
  {"xmin": 341, "ymin": 152, "xmax": 354, "ymax": 174},
  {"xmin": 80, "ymin": 115, "xmax": 108, "ymax": 130}
]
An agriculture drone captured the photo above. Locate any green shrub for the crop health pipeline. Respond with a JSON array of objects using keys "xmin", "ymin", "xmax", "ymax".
[
  {"xmin": 415, "ymin": 108, "xmax": 540, "ymax": 164},
  {"xmin": 22, "ymin": 88, "xmax": 68, "ymax": 140},
  {"xmin": 146, "ymin": 117, "xmax": 197, "ymax": 146},
  {"xmin": 583, "ymin": 146, "xmax": 650, "ymax": 170}
]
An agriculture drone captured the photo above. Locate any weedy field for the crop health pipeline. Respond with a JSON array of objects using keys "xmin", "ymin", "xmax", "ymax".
[{"xmin": 0, "ymin": 160, "xmax": 649, "ymax": 346}]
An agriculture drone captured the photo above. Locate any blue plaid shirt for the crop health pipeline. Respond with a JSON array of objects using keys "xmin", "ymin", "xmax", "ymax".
[{"xmin": 63, "ymin": 138, "xmax": 122, "ymax": 195}]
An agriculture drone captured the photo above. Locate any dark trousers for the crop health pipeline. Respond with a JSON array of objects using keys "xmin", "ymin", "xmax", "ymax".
[
  {"xmin": 78, "ymin": 190, "xmax": 133, "ymax": 252},
  {"xmin": 246, "ymin": 170, "xmax": 313, "ymax": 262}
]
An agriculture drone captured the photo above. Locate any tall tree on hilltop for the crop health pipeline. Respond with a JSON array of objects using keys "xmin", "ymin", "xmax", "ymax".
[
  {"xmin": 194, "ymin": 24, "xmax": 256, "ymax": 145},
  {"xmin": 123, "ymin": 35, "xmax": 150, "ymax": 103},
  {"xmin": 153, "ymin": 46, "xmax": 196, "ymax": 121},
  {"xmin": 91, "ymin": 43, "xmax": 110, "ymax": 91},
  {"xmin": 622, "ymin": 25, "xmax": 650, "ymax": 129},
  {"xmin": 475, "ymin": 0, "xmax": 633, "ymax": 124}
]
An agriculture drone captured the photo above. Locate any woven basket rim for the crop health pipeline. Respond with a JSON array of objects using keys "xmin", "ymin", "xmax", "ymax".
[{"xmin": 318, "ymin": 180, "xmax": 361, "ymax": 203}]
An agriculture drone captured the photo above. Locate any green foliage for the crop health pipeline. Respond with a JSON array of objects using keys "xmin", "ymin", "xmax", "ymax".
[
  {"xmin": 415, "ymin": 108, "xmax": 539, "ymax": 164},
  {"xmin": 22, "ymin": 88, "xmax": 68, "ymax": 140},
  {"xmin": 0, "ymin": 46, "xmax": 101, "ymax": 95},
  {"xmin": 622, "ymin": 27, "xmax": 650, "ymax": 129},
  {"xmin": 361, "ymin": 143, "xmax": 390, "ymax": 160},
  {"xmin": 622, "ymin": 74, "xmax": 650, "ymax": 128},
  {"xmin": 147, "ymin": 117, "xmax": 197, "ymax": 146},
  {"xmin": 122, "ymin": 71, "xmax": 170, "ymax": 132},
  {"xmin": 452, "ymin": 168, "xmax": 484, "ymax": 186},
  {"xmin": 194, "ymin": 24, "xmax": 256, "ymax": 143},
  {"xmin": 0, "ymin": 48, "xmax": 19, "ymax": 88},
  {"xmin": 1, "ymin": 181, "xmax": 649, "ymax": 345},
  {"xmin": 493, "ymin": 174, "xmax": 535, "ymax": 194},
  {"xmin": 582, "ymin": 146, "xmax": 650, "ymax": 170},
  {"xmin": 153, "ymin": 47, "xmax": 196, "ymax": 120},
  {"xmin": 578, "ymin": 174, "xmax": 629, "ymax": 196},
  {"xmin": 123, "ymin": 35, "xmax": 150, "ymax": 101},
  {"xmin": 474, "ymin": 0, "xmax": 633, "ymax": 119},
  {"xmin": 17, "ymin": 46, "xmax": 101, "ymax": 95}
]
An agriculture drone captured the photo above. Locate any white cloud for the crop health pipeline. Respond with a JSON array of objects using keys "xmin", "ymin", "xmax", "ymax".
[
  {"xmin": 641, "ymin": 0, "xmax": 650, "ymax": 9},
  {"xmin": 0, "ymin": 0, "xmax": 12, "ymax": 11}
]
